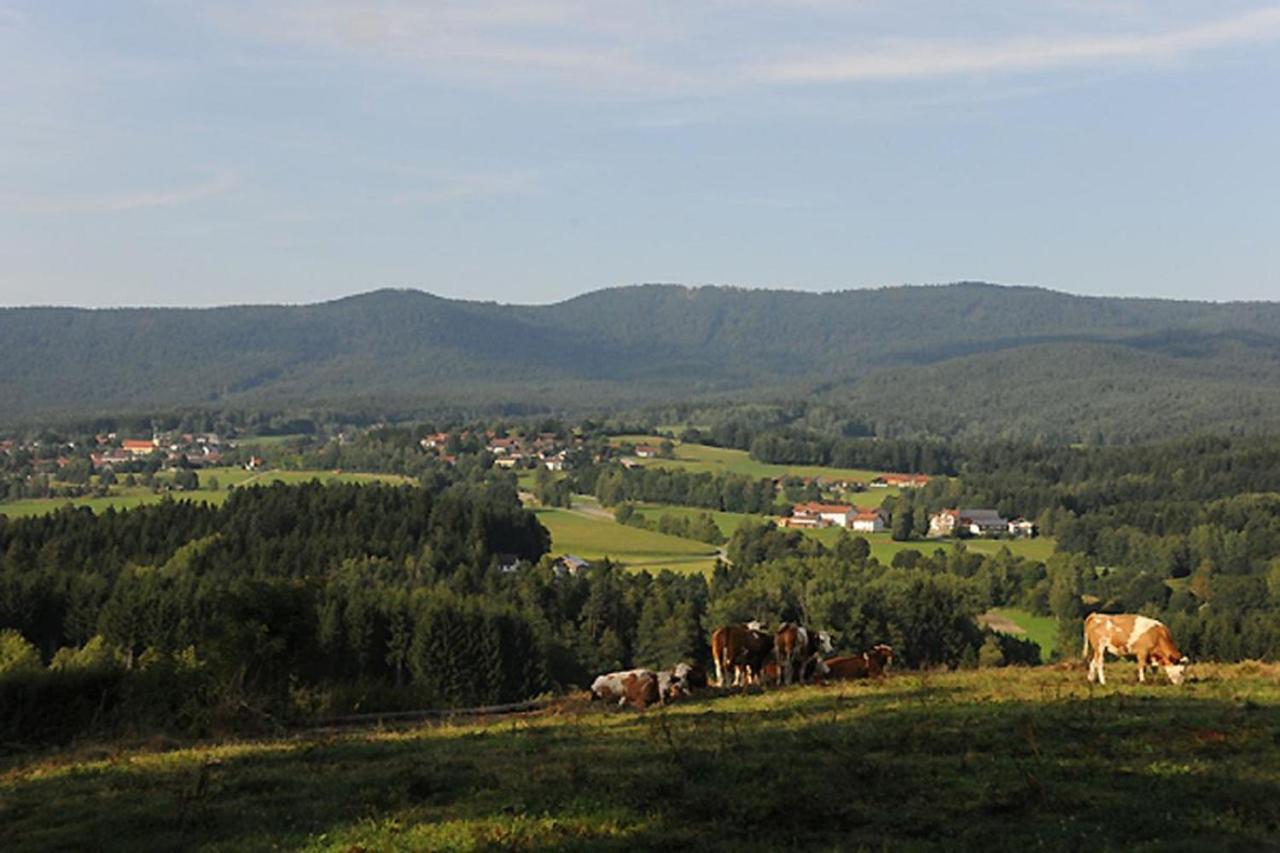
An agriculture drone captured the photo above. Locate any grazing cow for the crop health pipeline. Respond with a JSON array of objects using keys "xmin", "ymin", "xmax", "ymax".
[
  {"xmin": 591, "ymin": 669, "xmax": 661, "ymax": 709},
  {"xmin": 711, "ymin": 622, "xmax": 774, "ymax": 687},
  {"xmin": 823, "ymin": 645, "xmax": 895, "ymax": 681},
  {"xmin": 1082, "ymin": 613, "xmax": 1189, "ymax": 685},
  {"xmin": 773, "ymin": 623, "xmax": 834, "ymax": 685}
]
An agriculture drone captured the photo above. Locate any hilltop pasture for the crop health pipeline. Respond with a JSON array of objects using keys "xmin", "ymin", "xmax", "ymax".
[{"xmin": 3, "ymin": 663, "xmax": 1277, "ymax": 852}]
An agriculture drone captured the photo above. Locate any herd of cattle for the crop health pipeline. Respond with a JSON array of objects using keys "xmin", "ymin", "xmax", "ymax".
[
  {"xmin": 591, "ymin": 620, "xmax": 894, "ymax": 710},
  {"xmin": 590, "ymin": 613, "xmax": 1193, "ymax": 710}
]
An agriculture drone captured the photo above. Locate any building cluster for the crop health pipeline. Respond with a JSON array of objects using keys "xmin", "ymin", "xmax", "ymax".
[
  {"xmin": 927, "ymin": 508, "xmax": 1036, "ymax": 539},
  {"xmin": 419, "ymin": 430, "xmax": 579, "ymax": 470},
  {"xmin": 89, "ymin": 432, "xmax": 226, "ymax": 471},
  {"xmin": 779, "ymin": 502, "xmax": 888, "ymax": 533},
  {"xmin": 777, "ymin": 502, "xmax": 1037, "ymax": 540}
]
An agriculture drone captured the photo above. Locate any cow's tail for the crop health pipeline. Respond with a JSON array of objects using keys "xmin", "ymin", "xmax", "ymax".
[{"xmin": 1081, "ymin": 615, "xmax": 1092, "ymax": 660}]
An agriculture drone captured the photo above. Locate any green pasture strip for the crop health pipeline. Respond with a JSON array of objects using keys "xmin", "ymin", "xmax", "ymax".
[
  {"xmin": 0, "ymin": 468, "xmax": 413, "ymax": 518},
  {"xmin": 4, "ymin": 664, "xmax": 1277, "ymax": 852},
  {"xmin": 989, "ymin": 607, "xmax": 1060, "ymax": 657},
  {"xmin": 534, "ymin": 507, "xmax": 719, "ymax": 574}
]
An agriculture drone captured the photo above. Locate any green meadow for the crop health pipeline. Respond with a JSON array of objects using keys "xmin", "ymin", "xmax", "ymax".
[
  {"xmin": 0, "ymin": 468, "xmax": 413, "ymax": 519},
  {"xmin": 533, "ymin": 507, "xmax": 720, "ymax": 574},
  {"xmin": 988, "ymin": 604, "xmax": 1059, "ymax": 650},
  {"xmin": 4, "ymin": 663, "xmax": 1277, "ymax": 852},
  {"xmin": 608, "ymin": 436, "xmax": 907, "ymax": 506}
]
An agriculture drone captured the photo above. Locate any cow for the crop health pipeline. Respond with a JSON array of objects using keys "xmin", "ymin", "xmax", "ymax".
[
  {"xmin": 657, "ymin": 662, "xmax": 706, "ymax": 702},
  {"xmin": 773, "ymin": 623, "xmax": 834, "ymax": 685},
  {"xmin": 671, "ymin": 661, "xmax": 708, "ymax": 691},
  {"xmin": 1082, "ymin": 613, "xmax": 1189, "ymax": 685},
  {"xmin": 822, "ymin": 644, "xmax": 894, "ymax": 681},
  {"xmin": 591, "ymin": 669, "xmax": 662, "ymax": 709},
  {"xmin": 760, "ymin": 655, "xmax": 824, "ymax": 686},
  {"xmin": 711, "ymin": 621, "xmax": 774, "ymax": 687}
]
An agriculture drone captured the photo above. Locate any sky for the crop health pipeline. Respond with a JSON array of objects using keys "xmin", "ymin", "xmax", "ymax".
[{"xmin": 2, "ymin": 1, "xmax": 1279, "ymax": 307}]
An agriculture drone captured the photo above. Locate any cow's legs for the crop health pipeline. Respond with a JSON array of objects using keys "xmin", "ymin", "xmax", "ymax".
[
  {"xmin": 713, "ymin": 656, "xmax": 725, "ymax": 688},
  {"xmin": 1136, "ymin": 653, "xmax": 1147, "ymax": 683},
  {"xmin": 1093, "ymin": 650, "xmax": 1106, "ymax": 685}
]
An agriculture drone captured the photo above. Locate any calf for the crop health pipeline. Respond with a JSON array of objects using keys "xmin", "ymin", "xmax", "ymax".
[
  {"xmin": 711, "ymin": 622, "xmax": 774, "ymax": 687},
  {"xmin": 1083, "ymin": 613, "xmax": 1188, "ymax": 685},
  {"xmin": 591, "ymin": 668, "xmax": 662, "ymax": 709},
  {"xmin": 774, "ymin": 623, "xmax": 834, "ymax": 685},
  {"xmin": 823, "ymin": 645, "xmax": 894, "ymax": 681}
]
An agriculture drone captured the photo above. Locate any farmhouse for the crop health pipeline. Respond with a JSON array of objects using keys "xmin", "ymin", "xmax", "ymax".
[
  {"xmin": 1007, "ymin": 517, "xmax": 1037, "ymax": 538},
  {"xmin": 928, "ymin": 508, "xmax": 1008, "ymax": 538},
  {"xmin": 486, "ymin": 437, "xmax": 519, "ymax": 455},
  {"xmin": 872, "ymin": 473, "xmax": 931, "ymax": 488},
  {"xmin": 553, "ymin": 554, "xmax": 591, "ymax": 577},
  {"xmin": 850, "ymin": 507, "xmax": 887, "ymax": 533},
  {"xmin": 634, "ymin": 445, "xmax": 660, "ymax": 458},
  {"xmin": 121, "ymin": 439, "xmax": 157, "ymax": 457},
  {"xmin": 791, "ymin": 502, "xmax": 855, "ymax": 529},
  {"xmin": 778, "ymin": 514, "xmax": 824, "ymax": 529}
]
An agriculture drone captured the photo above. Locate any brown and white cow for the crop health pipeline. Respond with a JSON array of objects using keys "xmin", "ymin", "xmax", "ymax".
[
  {"xmin": 711, "ymin": 621, "xmax": 774, "ymax": 687},
  {"xmin": 774, "ymin": 623, "xmax": 834, "ymax": 685},
  {"xmin": 657, "ymin": 662, "xmax": 706, "ymax": 701},
  {"xmin": 591, "ymin": 669, "xmax": 662, "ymax": 709},
  {"xmin": 822, "ymin": 644, "xmax": 894, "ymax": 681},
  {"xmin": 1082, "ymin": 613, "xmax": 1189, "ymax": 685}
]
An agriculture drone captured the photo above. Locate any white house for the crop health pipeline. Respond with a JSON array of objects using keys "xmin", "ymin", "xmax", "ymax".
[
  {"xmin": 850, "ymin": 507, "xmax": 886, "ymax": 533},
  {"xmin": 793, "ymin": 502, "xmax": 855, "ymax": 529}
]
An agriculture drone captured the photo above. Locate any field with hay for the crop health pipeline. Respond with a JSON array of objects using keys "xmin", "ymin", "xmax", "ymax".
[{"xmin": 3, "ymin": 663, "xmax": 1278, "ymax": 851}]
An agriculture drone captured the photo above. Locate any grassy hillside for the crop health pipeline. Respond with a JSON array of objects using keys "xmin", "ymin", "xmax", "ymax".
[
  {"xmin": 6, "ymin": 283, "xmax": 1280, "ymax": 442},
  {"xmin": 4, "ymin": 664, "xmax": 1277, "ymax": 851}
]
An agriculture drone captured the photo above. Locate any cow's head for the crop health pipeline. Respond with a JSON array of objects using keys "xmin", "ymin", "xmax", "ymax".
[
  {"xmin": 872, "ymin": 644, "xmax": 895, "ymax": 670},
  {"xmin": 746, "ymin": 619, "xmax": 766, "ymax": 632},
  {"xmin": 1156, "ymin": 653, "xmax": 1189, "ymax": 685},
  {"xmin": 816, "ymin": 631, "xmax": 834, "ymax": 655}
]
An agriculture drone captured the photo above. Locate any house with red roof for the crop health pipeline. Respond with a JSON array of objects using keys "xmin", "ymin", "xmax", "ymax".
[{"xmin": 850, "ymin": 507, "xmax": 887, "ymax": 533}]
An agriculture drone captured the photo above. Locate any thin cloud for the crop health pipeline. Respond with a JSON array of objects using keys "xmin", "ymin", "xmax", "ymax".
[
  {"xmin": 14, "ymin": 171, "xmax": 238, "ymax": 214},
  {"xmin": 759, "ymin": 7, "xmax": 1280, "ymax": 83},
  {"xmin": 388, "ymin": 172, "xmax": 536, "ymax": 206}
]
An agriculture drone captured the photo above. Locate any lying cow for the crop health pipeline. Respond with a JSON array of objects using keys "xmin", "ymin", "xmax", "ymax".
[
  {"xmin": 1083, "ymin": 613, "xmax": 1188, "ymax": 685},
  {"xmin": 760, "ymin": 655, "xmax": 823, "ymax": 686},
  {"xmin": 774, "ymin": 623, "xmax": 833, "ymax": 685},
  {"xmin": 823, "ymin": 644, "xmax": 894, "ymax": 681},
  {"xmin": 591, "ymin": 669, "xmax": 662, "ymax": 709},
  {"xmin": 657, "ymin": 662, "xmax": 705, "ymax": 701},
  {"xmin": 711, "ymin": 621, "xmax": 773, "ymax": 687}
]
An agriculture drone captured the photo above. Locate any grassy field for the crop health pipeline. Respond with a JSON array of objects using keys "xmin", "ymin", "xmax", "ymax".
[
  {"xmin": 534, "ymin": 507, "xmax": 720, "ymax": 574},
  {"xmin": 0, "ymin": 468, "xmax": 413, "ymax": 519},
  {"xmin": 983, "ymin": 607, "xmax": 1061, "ymax": 658},
  {"xmin": 4, "ymin": 663, "xmax": 1278, "ymax": 851},
  {"xmin": 609, "ymin": 436, "xmax": 905, "ymax": 504}
]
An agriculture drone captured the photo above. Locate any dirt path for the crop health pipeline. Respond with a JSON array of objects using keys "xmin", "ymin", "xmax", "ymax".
[{"xmin": 977, "ymin": 611, "xmax": 1025, "ymax": 635}]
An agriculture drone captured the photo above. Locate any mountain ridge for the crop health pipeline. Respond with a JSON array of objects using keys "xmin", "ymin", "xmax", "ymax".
[{"xmin": 3, "ymin": 282, "xmax": 1280, "ymax": 441}]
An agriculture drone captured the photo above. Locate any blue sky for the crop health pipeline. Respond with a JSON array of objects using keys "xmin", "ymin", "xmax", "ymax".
[{"xmin": 2, "ymin": 1, "xmax": 1279, "ymax": 307}]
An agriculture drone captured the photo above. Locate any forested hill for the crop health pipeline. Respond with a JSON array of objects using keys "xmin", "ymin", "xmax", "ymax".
[{"xmin": 4, "ymin": 282, "xmax": 1280, "ymax": 441}]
